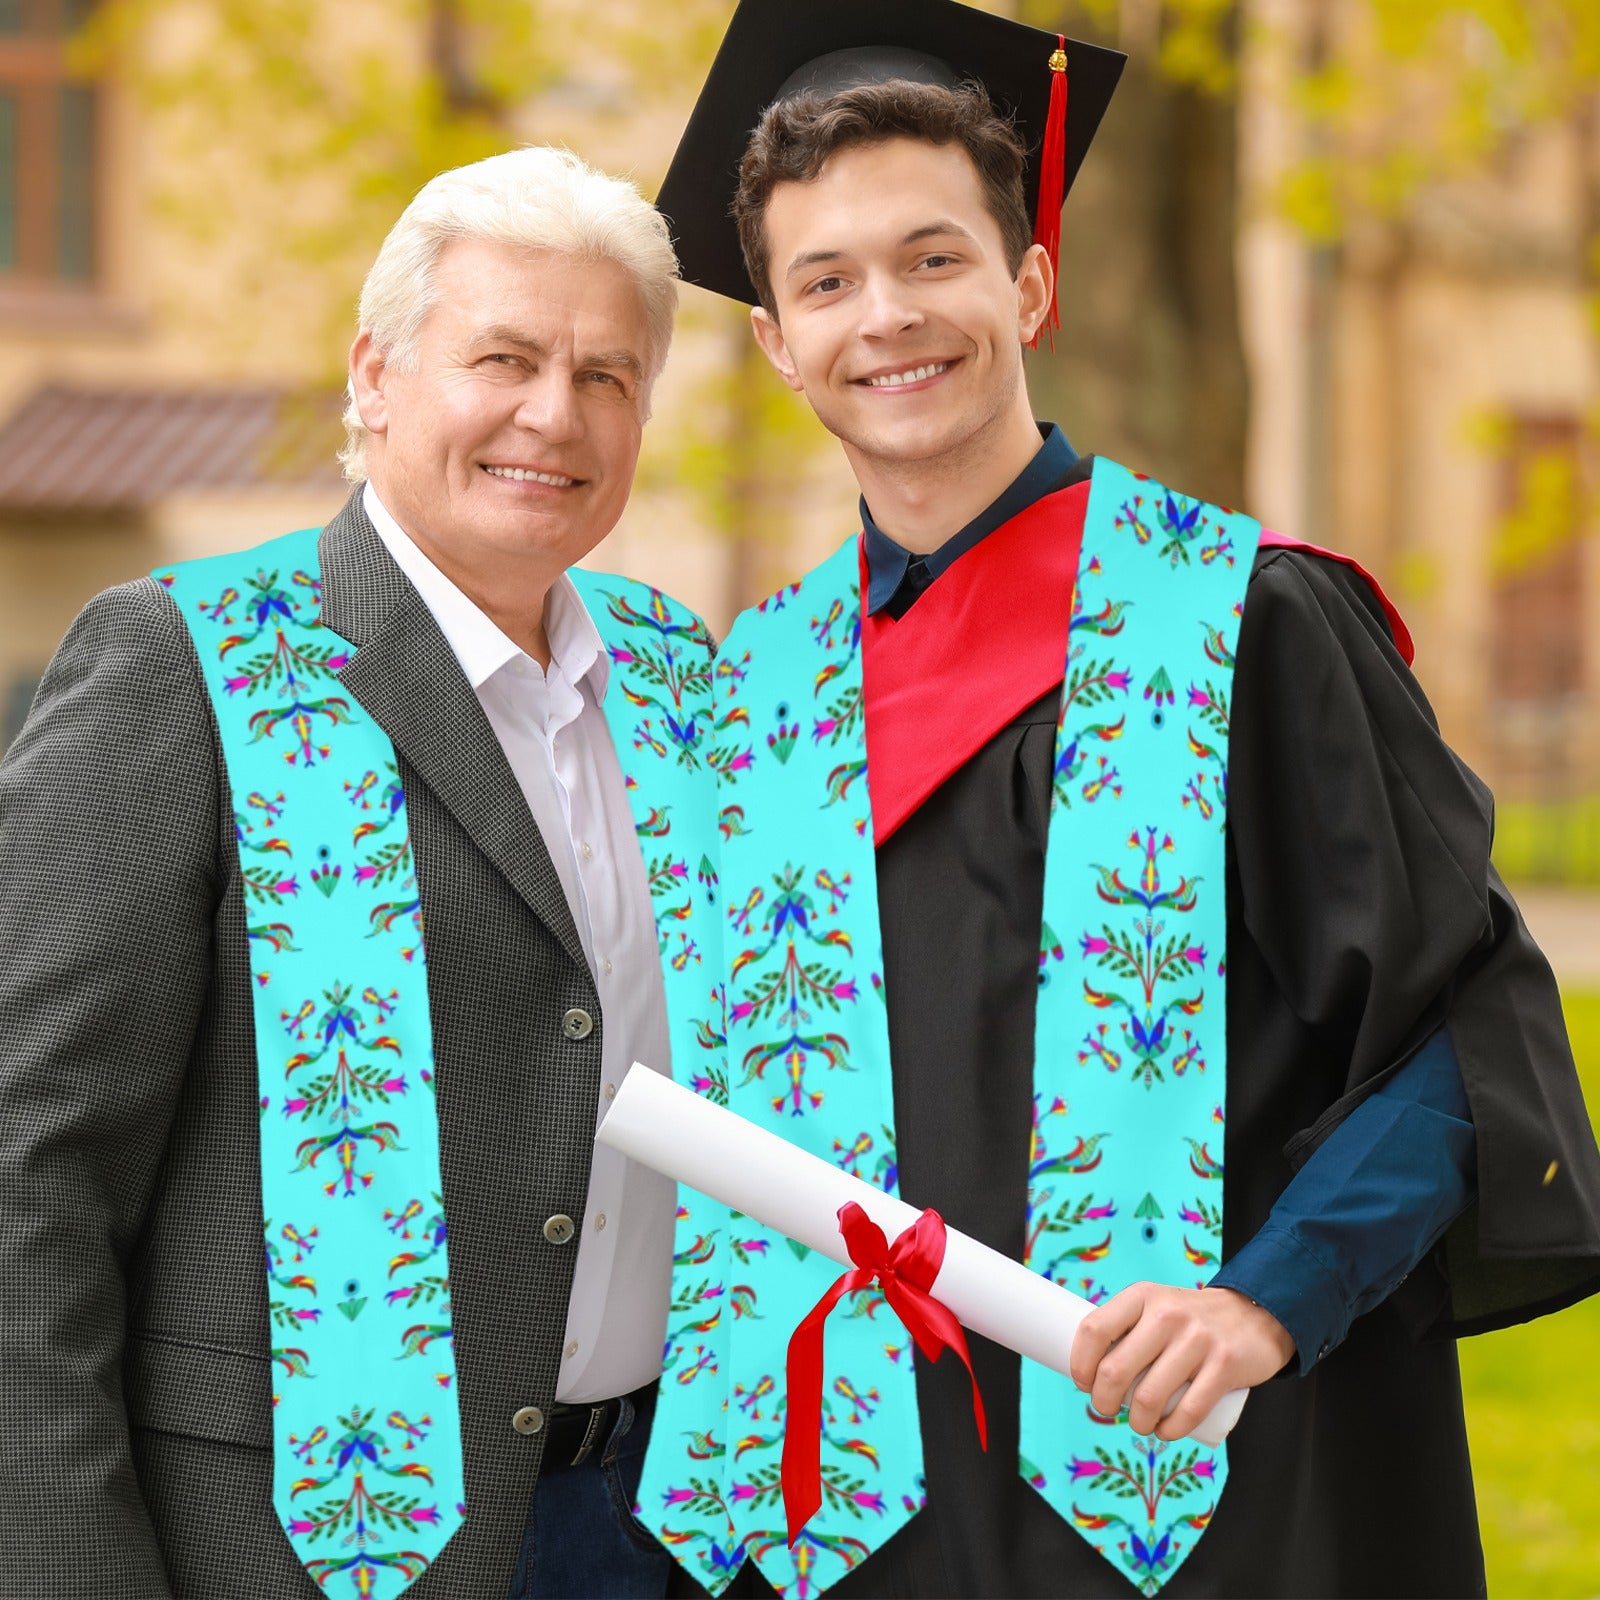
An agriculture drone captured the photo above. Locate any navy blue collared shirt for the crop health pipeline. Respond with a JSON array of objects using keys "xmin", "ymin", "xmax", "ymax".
[
  {"xmin": 863, "ymin": 423, "xmax": 1078, "ymax": 618},
  {"xmin": 860, "ymin": 423, "xmax": 1478, "ymax": 1371}
]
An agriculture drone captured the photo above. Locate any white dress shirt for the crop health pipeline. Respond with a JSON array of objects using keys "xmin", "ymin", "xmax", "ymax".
[{"xmin": 363, "ymin": 483, "xmax": 674, "ymax": 1403}]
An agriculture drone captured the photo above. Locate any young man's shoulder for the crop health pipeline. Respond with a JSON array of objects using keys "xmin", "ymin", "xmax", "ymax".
[{"xmin": 1243, "ymin": 541, "xmax": 1411, "ymax": 672}]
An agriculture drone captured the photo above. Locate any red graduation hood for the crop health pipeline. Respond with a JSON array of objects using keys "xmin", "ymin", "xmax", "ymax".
[{"xmin": 860, "ymin": 486, "xmax": 1413, "ymax": 846}]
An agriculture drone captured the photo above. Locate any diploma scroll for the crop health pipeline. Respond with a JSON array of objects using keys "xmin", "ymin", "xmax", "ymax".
[{"xmin": 599, "ymin": 1063, "xmax": 1246, "ymax": 1448}]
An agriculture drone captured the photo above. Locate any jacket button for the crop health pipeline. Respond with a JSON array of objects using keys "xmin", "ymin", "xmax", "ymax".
[
  {"xmin": 511, "ymin": 1405, "xmax": 545, "ymax": 1436},
  {"xmin": 544, "ymin": 1214, "xmax": 576, "ymax": 1246},
  {"xmin": 561, "ymin": 1007, "xmax": 594, "ymax": 1041}
]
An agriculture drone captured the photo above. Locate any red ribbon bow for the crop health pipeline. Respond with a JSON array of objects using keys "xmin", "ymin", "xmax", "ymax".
[{"xmin": 781, "ymin": 1202, "xmax": 988, "ymax": 1545}]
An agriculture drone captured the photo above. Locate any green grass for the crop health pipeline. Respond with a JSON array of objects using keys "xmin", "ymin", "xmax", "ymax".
[
  {"xmin": 1491, "ymin": 800, "xmax": 1600, "ymax": 888},
  {"xmin": 1459, "ymin": 990, "xmax": 1600, "ymax": 1597}
]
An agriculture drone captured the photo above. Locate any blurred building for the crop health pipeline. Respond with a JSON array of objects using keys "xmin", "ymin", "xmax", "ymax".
[
  {"xmin": 3, "ymin": 0, "xmax": 1597, "ymax": 843},
  {"xmin": 0, "ymin": 0, "xmax": 350, "ymax": 740},
  {"xmin": 1239, "ymin": 0, "xmax": 1600, "ymax": 827},
  {"xmin": 0, "ymin": 0, "xmax": 852, "ymax": 748}
]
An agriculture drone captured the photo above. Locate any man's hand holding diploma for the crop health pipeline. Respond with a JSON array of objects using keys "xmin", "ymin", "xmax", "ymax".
[
  {"xmin": 1071, "ymin": 1284, "xmax": 1296, "ymax": 1441},
  {"xmin": 597, "ymin": 1064, "xmax": 1249, "ymax": 1448}
]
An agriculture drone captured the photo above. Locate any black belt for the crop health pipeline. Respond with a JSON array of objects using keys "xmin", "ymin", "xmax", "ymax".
[{"xmin": 543, "ymin": 1381, "xmax": 655, "ymax": 1470}]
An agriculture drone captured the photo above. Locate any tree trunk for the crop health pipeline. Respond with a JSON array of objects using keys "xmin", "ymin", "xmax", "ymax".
[{"xmin": 1027, "ymin": 10, "xmax": 1250, "ymax": 511}]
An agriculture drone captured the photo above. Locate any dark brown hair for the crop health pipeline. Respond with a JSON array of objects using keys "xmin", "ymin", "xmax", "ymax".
[{"xmin": 734, "ymin": 79, "xmax": 1032, "ymax": 316}]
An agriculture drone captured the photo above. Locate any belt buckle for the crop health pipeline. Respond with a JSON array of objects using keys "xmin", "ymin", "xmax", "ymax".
[{"xmin": 568, "ymin": 1401, "xmax": 607, "ymax": 1467}]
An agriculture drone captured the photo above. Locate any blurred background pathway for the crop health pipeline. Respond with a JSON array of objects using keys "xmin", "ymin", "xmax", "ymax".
[{"xmin": 1513, "ymin": 887, "xmax": 1600, "ymax": 990}]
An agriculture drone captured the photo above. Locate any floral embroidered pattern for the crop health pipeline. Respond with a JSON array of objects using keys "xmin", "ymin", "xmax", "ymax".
[
  {"xmin": 206, "ymin": 564, "xmax": 354, "ymax": 765},
  {"xmin": 726, "ymin": 865, "xmax": 860, "ymax": 1118},
  {"xmin": 640, "ymin": 548, "xmax": 916, "ymax": 1598},
  {"xmin": 1065, "ymin": 1439, "xmax": 1218, "ymax": 1596},
  {"xmin": 1025, "ymin": 1096, "xmax": 1116, "ymax": 1282},
  {"xmin": 1078, "ymin": 829, "xmax": 1208, "ymax": 1091},
  {"xmin": 286, "ymin": 1405, "xmax": 442, "ymax": 1593},
  {"xmin": 1024, "ymin": 460, "xmax": 1259, "ymax": 1593},
  {"xmin": 165, "ymin": 527, "xmax": 465, "ymax": 1597}
]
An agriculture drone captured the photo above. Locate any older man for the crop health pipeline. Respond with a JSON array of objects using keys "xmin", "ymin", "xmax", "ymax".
[{"xmin": 0, "ymin": 147, "xmax": 720, "ymax": 1599}]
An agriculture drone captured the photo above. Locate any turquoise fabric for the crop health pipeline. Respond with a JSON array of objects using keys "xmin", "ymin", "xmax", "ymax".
[
  {"xmin": 165, "ymin": 529, "xmax": 464, "ymax": 1597},
  {"xmin": 163, "ymin": 535, "xmax": 722, "ymax": 1599},
  {"xmin": 641, "ymin": 539, "xmax": 912, "ymax": 1597},
  {"xmin": 563, "ymin": 566, "xmax": 732, "ymax": 1491},
  {"xmin": 1021, "ymin": 459, "xmax": 1259, "ymax": 1594},
  {"xmin": 639, "ymin": 458, "xmax": 1260, "ymax": 1598}
]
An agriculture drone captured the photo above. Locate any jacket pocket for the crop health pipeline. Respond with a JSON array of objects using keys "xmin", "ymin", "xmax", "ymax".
[{"xmin": 124, "ymin": 1329, "xmax": 274, "ymax": 1450}]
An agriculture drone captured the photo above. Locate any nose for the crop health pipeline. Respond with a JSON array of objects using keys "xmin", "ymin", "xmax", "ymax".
[
  {"xmin": 514, "ymin": 368, "xmax": 583, "ymax": 443},
  {"xmin": 855, "ymin": 271, "xmax": 924, "ymax": 342}
]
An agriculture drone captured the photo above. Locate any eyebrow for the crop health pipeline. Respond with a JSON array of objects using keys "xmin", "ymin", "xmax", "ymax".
[
  {"xmin": 468, "ymin": 326, "xmax": 646, "ymax": 379},
  {"xmin": 585, "ymin": 349, "xmax": 647, "ymax": 380},
  {"xmin": 783, "ymin": 219, "xmax": 980, "ymax": 281},
  {"xmin": 903, "ymin": 220, "xmax": 979, "ymax": 248}
]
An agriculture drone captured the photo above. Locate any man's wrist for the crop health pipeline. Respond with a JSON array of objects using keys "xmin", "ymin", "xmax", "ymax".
[
  {"xmin": 1210, "ymin": 1223, "xmax": 1350, "ymax": 1374},
  {"xmin": 1207, "ymin": 1284, "xmax": 1296, "ymax": 1372}
]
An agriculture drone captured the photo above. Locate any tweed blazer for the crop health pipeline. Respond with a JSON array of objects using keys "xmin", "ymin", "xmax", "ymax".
[{"xmin": 0, "ymin": 494, "xmax": 612, "ymax": 1597}]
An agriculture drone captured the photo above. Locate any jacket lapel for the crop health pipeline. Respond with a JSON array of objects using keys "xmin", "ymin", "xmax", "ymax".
[{"xmin": 316, "ymin": 491, "xmax": 590, "ymax": 974}]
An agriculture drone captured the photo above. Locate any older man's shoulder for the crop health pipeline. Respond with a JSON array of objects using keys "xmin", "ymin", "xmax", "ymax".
[
  {"xmin": 47, "ymin": 573, "xmax": 202, "ymax": 699},
  {"xmin": 4, "ymin": 574, "xmax": 209, "ymax": 768}
]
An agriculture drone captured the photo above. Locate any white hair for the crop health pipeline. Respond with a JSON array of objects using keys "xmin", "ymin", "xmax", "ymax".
[{"xmin": 339, "ymin": 145, "xmax": 679, "ymax": 482}]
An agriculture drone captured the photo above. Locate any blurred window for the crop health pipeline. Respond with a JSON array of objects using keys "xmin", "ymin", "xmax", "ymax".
[
  {"xmin": 0, "ymin": 0, "xmax": 98, "ymax": 286},
  {"xmin": 1489, "ymin": 416, "xmax": 1588, "ymax": 706}
]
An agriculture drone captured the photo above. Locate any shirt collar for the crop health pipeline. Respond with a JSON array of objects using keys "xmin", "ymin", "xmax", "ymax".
[
  {"xmin": 361, "ymin": 481, "xmax": 608, "ymax": 701},
  {"xmin": 861, "ymin": 422, "xmax": 1078, "ymax": 616},
  {"xmin": 546, "ymin": 570, "xmax": 610, "ymax": 703}
]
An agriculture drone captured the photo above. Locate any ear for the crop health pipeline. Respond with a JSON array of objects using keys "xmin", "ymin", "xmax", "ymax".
[
  {"xmin": 349, "ymin": 330, "xmax": 390, "ymax": 436},
  {"xmin": 750, "ymin": 305, "xmax": 805, "ymax": 393},
  {"xmin": 1015, "ymin": 243, "xmax": 1055, "ymax": 346}
]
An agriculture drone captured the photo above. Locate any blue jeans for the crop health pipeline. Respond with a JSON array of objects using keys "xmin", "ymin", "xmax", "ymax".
[{"xmin": 509, "ymin": 1386, "xmax": 673, "ymax": 1599}]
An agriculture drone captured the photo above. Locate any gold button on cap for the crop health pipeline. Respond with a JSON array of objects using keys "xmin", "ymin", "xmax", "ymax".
[
  {"xmin": 561, "ymin": 1007, "xmax": 594, "ymax": 1040},
  {"xmin": 511, "ymin": 1405, "xmax": 545, "ymax": 1436},
  {"xmin": 544, "ymin": 1214, "xmax": 576, "ymax": 1245}
]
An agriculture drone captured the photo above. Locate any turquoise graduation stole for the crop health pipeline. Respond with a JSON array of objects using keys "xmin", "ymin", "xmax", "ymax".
[
  {"xmin": 161, "ymin": 532, "xmax": 722, "ymax": 1599},
  {"xmin": 640, "ymin": 458, "xmax": 1260, "ymax": 1598}
]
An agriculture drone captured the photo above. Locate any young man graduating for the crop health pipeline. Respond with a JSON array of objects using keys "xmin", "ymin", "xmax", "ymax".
[{"xmin": 637, "ymin": 3, "xmax": 1600, "ymax": 1598}]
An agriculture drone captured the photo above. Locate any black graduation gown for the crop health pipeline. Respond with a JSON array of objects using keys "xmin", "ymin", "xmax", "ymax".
[{"xmin": 712, "ymin": 540, "xmax": 1600, "ymax": 1600}]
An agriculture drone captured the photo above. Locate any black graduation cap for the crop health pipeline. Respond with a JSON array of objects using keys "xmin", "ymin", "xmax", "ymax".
[{"xmin": 657, "ymin": 0, "xmax": 1127, "ymax": 315}]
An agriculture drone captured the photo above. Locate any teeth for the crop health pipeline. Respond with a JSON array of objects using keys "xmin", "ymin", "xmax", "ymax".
[
  {"xmin": 865, "ymin": 362, "xmax": 948, "ymax": 388},
  {"xmin": 484, "ymin": 465, "xmax": 577, "ymax": 486}
]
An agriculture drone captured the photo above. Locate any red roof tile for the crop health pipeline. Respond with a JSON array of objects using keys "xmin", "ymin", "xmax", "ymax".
[{"xmin": 0, "ymin": 386, "xmax": 347, "ymax": 512}]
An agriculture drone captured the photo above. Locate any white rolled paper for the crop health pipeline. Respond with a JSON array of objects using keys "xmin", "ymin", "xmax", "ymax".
[{"xmin": 598, "ymin": 1062, "xmax": 1245, "ymax": 1447}]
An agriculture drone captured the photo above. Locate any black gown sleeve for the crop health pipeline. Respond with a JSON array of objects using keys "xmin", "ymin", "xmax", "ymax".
[{"xmin": 1228, "ymin": 547, "xmax": 1600, "ymax": 1336}]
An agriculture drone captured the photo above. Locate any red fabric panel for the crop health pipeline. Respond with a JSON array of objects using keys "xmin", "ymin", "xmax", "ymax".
[{"xmin": 861, "ymin": 484, "xmax": 1088, "ymax": 846}]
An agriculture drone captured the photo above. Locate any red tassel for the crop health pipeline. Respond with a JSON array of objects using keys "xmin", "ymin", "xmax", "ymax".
[{"xmin": 1029, "ymin": 36, "xmax": 1069, "ymax": 352}]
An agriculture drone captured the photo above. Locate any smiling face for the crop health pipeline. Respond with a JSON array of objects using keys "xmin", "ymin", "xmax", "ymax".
[
  {"xmin": 750, "ymin": 136, "xmax": 1050, "ymax": 477},
  {"xmin": 352, "ymin": 236, "xmax": 652, "ymax": 595}
]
